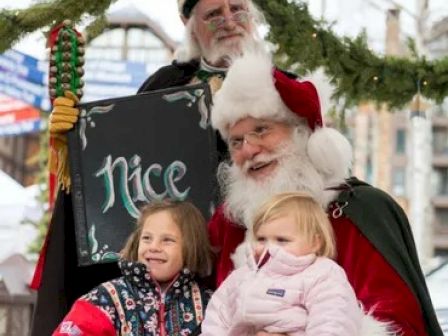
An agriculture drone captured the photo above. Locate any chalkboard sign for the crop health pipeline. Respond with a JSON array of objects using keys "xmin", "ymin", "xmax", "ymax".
[{"xmin": 68, "ymin": 83, "xmax": 217, "ymax": 266}]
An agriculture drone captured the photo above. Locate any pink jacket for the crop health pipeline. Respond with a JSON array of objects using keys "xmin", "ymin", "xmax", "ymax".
[{"xmin": 202, "ymin": 246, "xmax": 363, "ymax": 336}]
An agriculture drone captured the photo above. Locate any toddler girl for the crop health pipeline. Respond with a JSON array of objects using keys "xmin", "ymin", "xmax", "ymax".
[{"xmin": 202, "ymin": 191, "xmax": 363, "ymax": 336}]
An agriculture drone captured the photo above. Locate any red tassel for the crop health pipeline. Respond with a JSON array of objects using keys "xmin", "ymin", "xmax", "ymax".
[{"xmin": 47, "ymin": 21, "xmax": 82, "ymax": 49}]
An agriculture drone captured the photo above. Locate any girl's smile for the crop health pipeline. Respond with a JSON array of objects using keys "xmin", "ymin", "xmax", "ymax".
[{"xmin": 137, "ymin": 210, "xmax": 184, "ymax": 288}]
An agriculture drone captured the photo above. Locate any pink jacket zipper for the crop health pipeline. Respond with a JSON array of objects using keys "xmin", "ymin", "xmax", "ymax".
[{"xmin": 155, "ymin": 274, "xmax": 180, "ymax": 336}]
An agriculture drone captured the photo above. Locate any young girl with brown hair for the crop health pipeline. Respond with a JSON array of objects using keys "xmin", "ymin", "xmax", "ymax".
[{"xmin": 53, "ymin": 200, "xmax": 213, "ymax": 336}]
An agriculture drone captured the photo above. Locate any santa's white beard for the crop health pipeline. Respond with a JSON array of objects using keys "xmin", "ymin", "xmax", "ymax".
[{"xmin": 218, "ymin": 128, "xmax": 341, "ymax": 229}]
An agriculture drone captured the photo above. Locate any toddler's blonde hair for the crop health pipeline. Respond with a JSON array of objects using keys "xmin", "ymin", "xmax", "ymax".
[{"xmin": 252, "ymin": 192, "xmax": 336, "ymax": 258}]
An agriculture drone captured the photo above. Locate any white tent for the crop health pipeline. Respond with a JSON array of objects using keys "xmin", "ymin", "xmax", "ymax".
[{"xmin": 0, "ymin": 170, "xmax": 42, "ymax": 261}]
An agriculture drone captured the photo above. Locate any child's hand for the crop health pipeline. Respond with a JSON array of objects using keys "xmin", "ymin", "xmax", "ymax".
[{"xmin": 255, "ymin": 332, "xmax": 288, "ymax": 336}]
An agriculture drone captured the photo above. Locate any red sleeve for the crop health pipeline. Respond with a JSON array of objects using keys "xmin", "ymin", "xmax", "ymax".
[
  {"xmin": 208, "ymin": 205, "xmax": 225, "ymax": 250},
  {"xmin": 332, "ymin": 216, "xmax": 427, "ymax": 336},
  {"xmin": 52, "ymin": 299, "xmax": 116, "ymax": 336},
  {"xmin": 208, "ymin": 206, "xmax": 245, "ymax": 287}
]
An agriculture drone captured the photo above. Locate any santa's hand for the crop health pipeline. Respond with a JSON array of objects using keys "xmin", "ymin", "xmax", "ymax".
[{"xmin": 49, "ymin": 91, "xmax": 80, "ymax": 134}]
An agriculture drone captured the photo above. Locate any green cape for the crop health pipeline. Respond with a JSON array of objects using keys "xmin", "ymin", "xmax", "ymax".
[{"xmin": 337, "ymin": 177, "xmax": 442, "ymax": 335}]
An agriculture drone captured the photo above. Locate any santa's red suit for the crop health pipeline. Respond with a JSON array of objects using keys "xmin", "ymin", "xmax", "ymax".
[
  {"xmin": 206, "ymin": 51, "xmax": 442, "ymax": 336},
  {"xmin": 208, "ymin": 199, "xmax": 429, "ymax": 336}
]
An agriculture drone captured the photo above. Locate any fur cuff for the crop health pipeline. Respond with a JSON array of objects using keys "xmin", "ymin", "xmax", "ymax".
[
  {"xmin": 361, "ymin": 311, "xmax": 397, "ymax": 336},
  {"xmin": 230, "ymin": 240, "xmax": 250, "ymax": 270}
]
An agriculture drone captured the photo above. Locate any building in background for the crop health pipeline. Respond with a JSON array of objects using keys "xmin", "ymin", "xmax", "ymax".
[
  {"xmin": 351, "ymin": 9, "xmax": 448, "ymax": 259},
  {"xmin": 88, "ymin": 3, "xmax": 176, "ymax": 63},
  {"xmin": 426, "ymin": 17, "xmax": 448, "ymax": 60},
  {"xmin": 83, "ymin": 3, "xmax": 177, "ymax": 102},
  {"xmin": 0, "ymin": 3, "xmax": 178, "ymax": 186},
  {"xmin": 352, "ymin": 8, "xmax": 408, "ymax": 209},
  {"xmin": 0, "ymin": 50, "xmax": 46, "ymax": 186},
  {"xmin": 427, "ymin": 17, "xmax": 448, "ymax": 255},
  {"xmin": 0, "ymin": 254, "xmax": 36, "ymax": 336},
  {"xmin": 431, "ymin": 100, "xmax": 448, "ymax": 253},
  {"xmin": 426, "ymin": 17, "xmax": 448, "ymax": 255}
]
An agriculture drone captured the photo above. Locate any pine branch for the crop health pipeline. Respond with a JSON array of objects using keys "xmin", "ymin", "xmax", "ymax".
[
  {"xmin": 0, "ymin": 0, "xmax": 117, "ymax": 52},
  {"xmin": 254, "ymin": 0, "xmax": 448, "ymax": 109},
  {"xmin": 2, "ymin": 0, "xmax": 447, "ymax": 109}
]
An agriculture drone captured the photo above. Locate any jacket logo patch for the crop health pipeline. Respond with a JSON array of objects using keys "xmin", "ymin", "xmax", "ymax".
[
  {"xmin": 60, "ymin": 321, "xmax": 82, "ymax": 335},
  {"xmin": 266, "ymin": 288, "xmax": 285, "ymax": 297}
]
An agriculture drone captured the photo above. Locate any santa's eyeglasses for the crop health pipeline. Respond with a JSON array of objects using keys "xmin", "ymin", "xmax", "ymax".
[
  {"xmin": 204, "ymin": 10, "xmax": 249, "ymax": 31},
  {"xmin": 227, "ymin": 124, "xmax": 275, "ymax": 152}
]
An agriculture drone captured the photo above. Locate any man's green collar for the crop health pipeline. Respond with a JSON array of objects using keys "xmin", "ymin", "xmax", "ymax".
[{"xmin": 195, "ymin": 69, "xmax": 226, "ymax": 82}]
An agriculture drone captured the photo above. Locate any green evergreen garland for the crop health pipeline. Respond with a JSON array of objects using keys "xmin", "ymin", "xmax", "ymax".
[
  {"xmin": 1, "ymin": 0, "xmax": 447, "ymax": 107},
  {"xmin": 254, "ymin": 0, "xmax": 448, "ymax": 108},
  {"xmin": 0, "ymin": 0, "xmax": 116, "ymax": 52}
]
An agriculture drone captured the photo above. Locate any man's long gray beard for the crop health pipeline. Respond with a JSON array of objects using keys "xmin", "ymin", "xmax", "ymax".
[
  {"xmin": 175, "ymin": 17, "xmax": 266, "ymax": 65},
  {"xmin": 203, "ymin": 30, "xmax": 265, "ymax": 67},
  {"xmin": 218, "ymin": 128, "xmax": 340, "ymax": 229}
]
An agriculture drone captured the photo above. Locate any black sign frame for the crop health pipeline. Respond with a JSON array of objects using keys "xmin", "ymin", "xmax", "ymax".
[{"xmin": 68, "ymin": 83, "xmax": 217, "ymax": 266}]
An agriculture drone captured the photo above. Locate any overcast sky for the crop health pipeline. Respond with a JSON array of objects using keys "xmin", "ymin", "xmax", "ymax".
[
  {"xmin": 307, "ymin": 0, "xmax": 448, "ymax": 51},
  {"xmin": 1, "ymin": 0, "xmax": 447, "ymax": 58}
]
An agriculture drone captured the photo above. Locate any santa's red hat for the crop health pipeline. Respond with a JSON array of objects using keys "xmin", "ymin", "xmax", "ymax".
[{"xmin": 211, "ymin": 51, "xmax": 352, "ymax": 181}]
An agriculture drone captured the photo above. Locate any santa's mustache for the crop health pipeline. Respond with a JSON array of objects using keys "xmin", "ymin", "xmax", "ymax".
[
  {"xmin": 240, "ymin": 138, "xmax": 294, "ymax": 172},
  {"xmin": 213, "ymin": 27, "xmax": 247, "ymax": 41},
  {"xmin": 241, "ymin": 154, "xmax": 272, "ymax": 173}
]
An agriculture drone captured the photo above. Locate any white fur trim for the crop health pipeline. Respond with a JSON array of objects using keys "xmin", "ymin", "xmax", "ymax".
[
  {"xmin": 211, "ymin": 51, "xmax": 292, "ymax": 138},
  {"xmin": 230, "ymin": 230, "xmax": 253, "ymax": 269},
  {"xmin": 361, "ymin": 312, "xmax": 397, "ymax": 336},
  {"xmin": 307, "ymin": 127, "xmax": 353, "ymax": 184},
  {"xmin": 230, "ymin": 241, "xmax": 249, "ymax": 270}
]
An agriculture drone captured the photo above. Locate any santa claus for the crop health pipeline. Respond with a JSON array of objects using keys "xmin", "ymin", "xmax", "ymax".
[{"xmin": 207, "ymin": 51, "xmax": 442, "ymax": 336}]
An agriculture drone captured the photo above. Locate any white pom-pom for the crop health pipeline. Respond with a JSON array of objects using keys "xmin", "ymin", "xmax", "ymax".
[{"xmin": 307, "ymin": 127, "xmax": 353, "ymax": 184}]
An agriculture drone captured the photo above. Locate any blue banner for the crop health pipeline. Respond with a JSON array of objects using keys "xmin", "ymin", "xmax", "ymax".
[
  {"xmin": 84, "ymin": 60, "xmax": 150, "ymax": 86},
  {"xmin": 0, "ymin": 49, "xmax": 47, "ymax": 85},
  {"xmin": 0, "ymin": 49, "xmax": 165, "ymax": 136},
  {"xmin": 0, "ymin": 119, "xmax": 42, "ymax": 136},
  {"xmin": 0, "ymin": 71, "xmax": 50, "ymax": 111}
]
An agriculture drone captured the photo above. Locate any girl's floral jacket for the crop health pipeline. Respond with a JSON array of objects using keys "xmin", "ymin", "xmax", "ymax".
[{"xmin": 53, "ymin": 259, "xmax": 212, "ymax": 336}]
